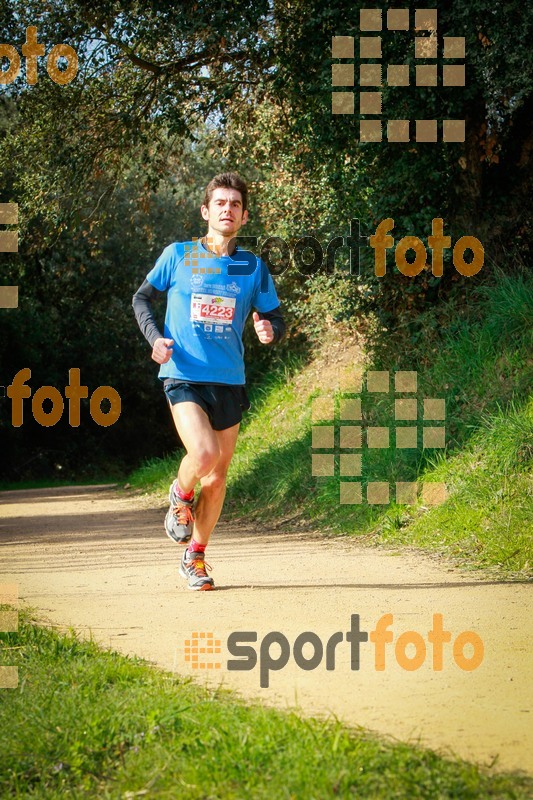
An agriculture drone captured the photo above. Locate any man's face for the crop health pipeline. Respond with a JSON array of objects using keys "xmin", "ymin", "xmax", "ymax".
[{"xmin": 201, "ymin": 187, "xmax": 248, "ymax": 237}]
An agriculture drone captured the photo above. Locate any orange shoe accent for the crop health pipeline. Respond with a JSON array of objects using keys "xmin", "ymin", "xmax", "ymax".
[
  {"xmin": 173, "ymin": 502, "xmax": 195, "ymax": 527},
  {"xmin": 188, "ymin": 555, "xmax": 212, "ymax": 578}
]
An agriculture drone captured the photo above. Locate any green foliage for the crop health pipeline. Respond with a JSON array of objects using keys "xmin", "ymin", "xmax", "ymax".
[
  {"xmin": 1, "ymin": 1, "xmax": 531, "ymax": 478},
  {"xmin": 0, "ymin": 138, "xmax": 229, "ymax": 479},
  {"xmin": 220, "ymin": 0, "xmax": 532, "ymax": 323}
]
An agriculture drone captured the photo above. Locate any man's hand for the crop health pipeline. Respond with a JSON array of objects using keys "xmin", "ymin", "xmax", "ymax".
[
  {"xmin": 152, "ymin": 337, "xmax": 174, "ymax": 364},
  {"xmin": 253, "ymin": 311, "xmax": 274, "ymax": 344}
]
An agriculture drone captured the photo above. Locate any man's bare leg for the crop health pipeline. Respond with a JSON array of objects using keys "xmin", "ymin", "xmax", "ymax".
[
  {"xmin": 169, "ymin": 401, "xmax": 240, "ymax": 544},
  {"xmin": 193, "ymin": 424, "xmax": 240, "ymax": 544},
  {"xmin": 170, "ymin": 401, "xmax": 220, "ymax": 494}
]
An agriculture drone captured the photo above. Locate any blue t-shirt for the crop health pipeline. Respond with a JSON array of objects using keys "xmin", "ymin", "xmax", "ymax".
[{"xmin": 146, "ymin": 239, "xmax": 281, "ymax": 384}]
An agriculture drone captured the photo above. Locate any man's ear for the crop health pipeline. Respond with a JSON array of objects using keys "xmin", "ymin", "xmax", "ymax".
[
  {"xmin": 241, "ymin": 209, "xmax": 249, "ymax": 226},
  {"xmin": 200, "ymin": 204, "xmax": 209, "ymax": 221}
]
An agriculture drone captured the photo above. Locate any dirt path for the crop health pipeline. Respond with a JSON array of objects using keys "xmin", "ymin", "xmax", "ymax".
[{"xmin": 1, "ymin": 485, "xmax": 531, "ymax": 775}]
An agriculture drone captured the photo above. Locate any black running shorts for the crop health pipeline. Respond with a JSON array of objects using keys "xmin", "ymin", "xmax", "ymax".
[{"xmin": 163, "ymin": 380, "xmax": 251, "ymax": 431}]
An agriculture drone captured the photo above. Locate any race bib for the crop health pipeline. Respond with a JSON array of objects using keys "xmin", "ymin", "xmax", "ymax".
[{"xmin": 190, "ymin": 293, "xmax": 236, "ymax": 325}]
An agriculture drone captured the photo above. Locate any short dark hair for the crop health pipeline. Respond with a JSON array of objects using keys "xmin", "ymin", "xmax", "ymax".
[{"xmin": 203, "ymin": 172, "xmax": 248, "ymax": 212}]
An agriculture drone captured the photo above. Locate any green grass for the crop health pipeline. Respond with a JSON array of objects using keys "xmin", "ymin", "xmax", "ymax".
[
  {"xmin": 128, "ymin": 273, "xmax": 533, "ymax": 576},
  {"xmin": 1, "ymin": 610, "xmax": 532, "ymax": 799},
  {"xmin": 376, "ymin": 400, "xmax": 533, "ymax": 573}
]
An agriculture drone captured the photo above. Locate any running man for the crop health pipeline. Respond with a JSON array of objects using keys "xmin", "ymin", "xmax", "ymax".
[{"xmin": 132, "ymin": 173, "xmax": 285, "ymax": 590}]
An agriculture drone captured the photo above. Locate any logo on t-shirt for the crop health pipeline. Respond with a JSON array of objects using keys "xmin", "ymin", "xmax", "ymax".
[{"xmin": 191, "ymin": 274, "xmax": 204, "ymax": 288}]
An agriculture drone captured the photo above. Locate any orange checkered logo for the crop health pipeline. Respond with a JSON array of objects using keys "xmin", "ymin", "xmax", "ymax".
[
  {"xmin": 184, "ymin": 631, "xmax": 222, "ymax": 670},
  {"xmin": 332, "ymin": 8, "xmax": 466, "ymax": 142},
  {"xmin": 312, "ymin": 369, "xmax": 447, "ymax": 505}
]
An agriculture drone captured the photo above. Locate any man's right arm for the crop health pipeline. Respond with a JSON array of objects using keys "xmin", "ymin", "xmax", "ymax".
[
  {"xmin": 132, "ymin": 279, "xmax": 174, "ymax": 364},
  {"xmin": 132, "ymin": 279, "xmax": 163, "ymax": 347}
]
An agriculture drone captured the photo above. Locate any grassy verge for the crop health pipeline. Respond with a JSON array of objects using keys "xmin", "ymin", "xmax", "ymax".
[
  {"xmin": 376, "ymin": 400, "xmax": 532, "ymax": 571},
  {"xmin": 1, "ymin": 610, "xmax": 532, "ymax": 799},
  {"xmin": 128, "ymin": 273, "xmax": 532, "ymax": 576}
]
